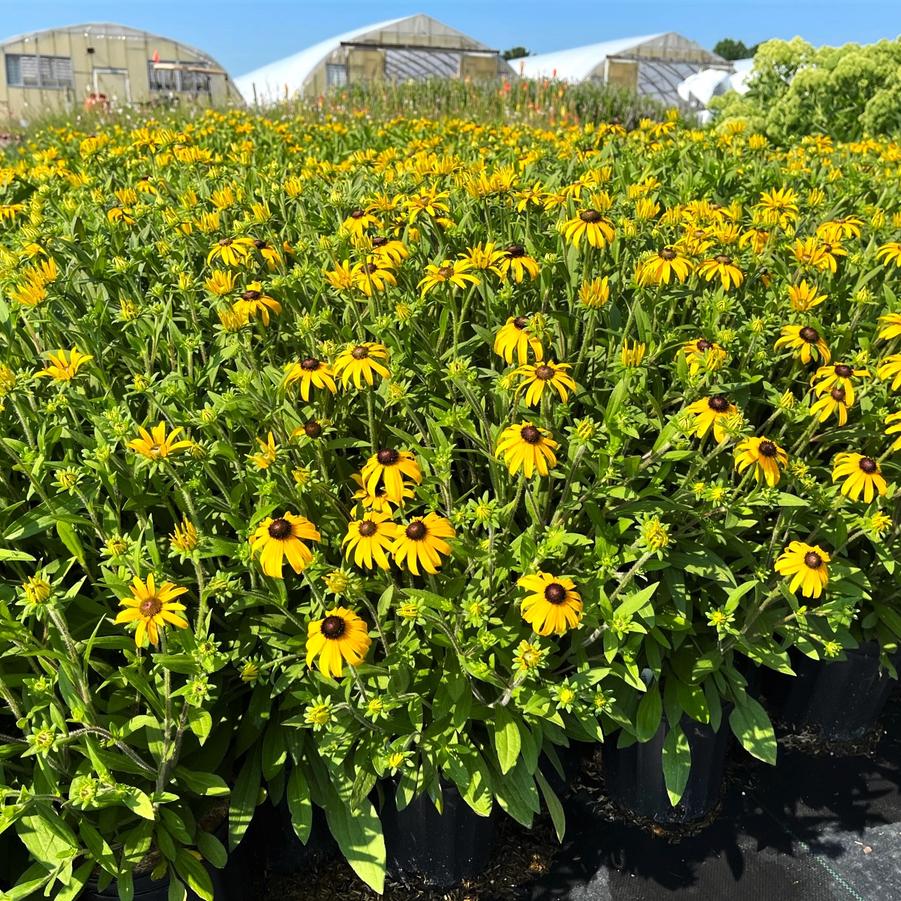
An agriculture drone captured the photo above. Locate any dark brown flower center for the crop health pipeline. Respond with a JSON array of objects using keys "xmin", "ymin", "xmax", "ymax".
[
  {"xmin": 544, "ymin": 582, "xmax": 568, "ymax": 604},
  {"xmin": 759, "ymin": 440, "xmax": 778, "ymax": 457},
  {"xmin": 300, "ymin": 358, "xmax": 320, "ymax": 371},
  {"xmin": 242, "ymin": 290, "xmax": 261, "ymax": 301},
  {"xmin": 580, "ymin": 209, "xmax": 602, "ymax": 223},
  {"xmin": 358, "ymin": 520, "xmax": 378, "ymax": 537},
  {"xmin": 859, "ymin": 457, "xmax": 878, "ymax": 474},
  {"xmin": 804, "ymin": 551, "xmax": 823, "ymax": 569},
  {"xmin": 377, "ymin": 448, "xmax": 399, "ymax": 466},
  {"xmin": 405, "ymin": 520, "xmax": 427, "ymax": 540},
  {"xmin": 268, "ymin": 518, "xmax": 292, "ymax": 539},
  {"xmin": 834, "ymin": 364, "xmax": 853, "ymax": 378},
  {"xmin": 708, "ymin": 395, "xmax": 730, "ymax": 413},
  {"xmin": 660, "ymin": 247, "xmax": 677, "ymax": 260},
  {"xmin": 139, "ymin": 597, "xmax": 162, "ymax": 617},
  {"xmin": 697, "ymin": 338, "xmax": 713, "ymax": 351},
  {"xmin": 534, "ymin": 364, "xmax": 555, "ymax": 381},
  {"xmin": 304, "ymin": 420, "xmax": 322, "ymax": 438},
  {"xmin": 321, "ymin": 615, "xmax": 346, "ymax": 638},
  {"xmin": 254, "ymin": 239, "xmax": 266, "ymax": 249},
  {"xmin": 218, "ymin": 238, "xmax": 232, "ymax": 246},
  {"xmin": 799, "ymin": 326, "xmax": 820, "ymax": 343},
  {"xmin": 350, "ymin": 209, "xmax": 365, "ymax": 219},
  {"xmin": 371, "ymin": 235, "xmax": 388, "ymax": 247},
  {"xmin": 520, "ymin": 425, "xmax": 542, "ymax": 444},
  {"xmin": 351, "ymin": 345, "xmax": 370, "ymax": 360},
  {"xmin": 506, "ymin": 243, "xmax": 525, "ymax": 257},
  {"xmin": 439, "ymin": 265, "xmax": 455, "ymax": 278},
  {"xmin": 361, "ymin": 262, "xmax": 379, "ymax": 274},
  {"xmin": 830, "ymin": 386, "xmax": 847, "ymax": 402},
  {"xmin": 513, "ymin": 316, "xmax": 530, "ymax": 331},
  {"xmin": 715, "ymin": 254, "xmax": 732, "ymax": 264}
]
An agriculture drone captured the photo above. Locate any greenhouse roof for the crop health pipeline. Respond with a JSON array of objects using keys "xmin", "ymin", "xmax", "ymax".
[{"xmin": 515, "ymin": 34, "xmax": 667, "ymax": 82}]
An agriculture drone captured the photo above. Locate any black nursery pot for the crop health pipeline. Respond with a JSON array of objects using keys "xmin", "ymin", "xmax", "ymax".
[
  {"xmin": 780, "ymin": 642, "xmax": 899, "ymax": 742},
  {"xmin": 381, "ymin": 780, "xmax": 496, "ymax": 887},
  {"xmin": 84, "ymin": 866, "xmax": 227, "ymax": 901},
  {"xmin": 603, "ymin": 717, "xmax": 729, "ymax": 825},
  {"xmin": 264, "ymin": 797, "xmax": 336, "ymax": 875}
]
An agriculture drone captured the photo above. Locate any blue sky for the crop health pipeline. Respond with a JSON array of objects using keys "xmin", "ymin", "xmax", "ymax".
[{"xmin": 1, "ymin": 1, "xmax": 899, "ymax": 76}]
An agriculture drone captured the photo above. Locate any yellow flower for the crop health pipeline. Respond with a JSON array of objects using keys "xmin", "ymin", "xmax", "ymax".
[
  {"xmin": 128, "ymin": 422, "xmax": 192, "ymax": 460},
  {"xmin": 515, "ymin": 361, "xmax": 576, "ymax": 406},
  {"xmin": 641, "ymin": 517, "xmax": 670, "ymax": 551},
  {"xmin": 579, "ymin": 277, "xmax": 610, "ymax": 309},
  {"xmin": 810, "ymin": 385, "xmax": 851, "ymax": 425},
  {"xmin": 774, "ymin": 325, "xmax": 831, "ymax": 365},
  {"xmin": 734, "ymin": 436, "xmax": 788, "ymax": 487},
  {"xmin": 876, "ymin": 242, "xmax": 901, "ymax": 268},
  {"xmin": 114, "ymin": 574, "xmax": 189, "ymax": 647},
  {"xmin": 682, "ymin": 338, "xmax": 727, "ymax": 374},
  {"xmin": 418, "ymin": 259, "xmax": 480, "ymax": 296},
  {"xmin": 877, "ymin": 355, "xmax": 901, "ymax": 390},
  {"xmin": 496, "ymin": 422, "xmax": 558, "ymax": 477},
  {"xmin": 206, "ymin": 236, "xmax": 254, "ymax": 267},
  {"xmin": 811, "ymin": 363, "xmax": 869, "ymax": 406},
  {"xmin": 352, "ymin": 261, "xmax": 397, "ymax": 296},
  {"xmin": 205, "ymin": 270, "xmax": 237, "ymax": 296},
  {"xmin": 635, "ymin": 247, "xmax": 692, "ymax": 286},
  {"xmin": 248, "ymin": 431, "xmax": 278, "ymax": 469},
  {"xmin": 774, "ymin": 542, "xmax": 830, "ymax": 599},
  {"xmin": 324, "ymin": 260, "xmax": 355, "ymax": 292},
  {"xmin": 788, "ymin": 280, "xmax": 827, "ymax": 312},
  {"xmin": 23, "ymin": 576, "xmax": 51, "ymax": 604},
  {"xmin": 496, "ymin": 243, "xmax": 540, "ymax": 282},
  {"xmin": 351, "ymin": 472, "xmax": 413, "ymax": 512},
  {"xmin": 696, "ymin": 255, "xmax": 744, "ymax": 290},
  {"xmin": 620, "ymin": 341, "xmax": 646, "ymax": 367},
  {"xmin": 170, "ymin": 518, "xmax": 198, "ymax": 553},
  {"xmin": 342, "ymin": 511, "xmax": 399, "ymax": 570},
  {"xmin": 517, "ymin": 573, "xmax": 583, "ymax": 635},
  {"xmin": 886, "ymin": 411, "xmax": 901, "ymax": 452},
  {"xmin": 333, "ymin": 343, "xmax": 390, "ymax": 388},
  {"xmin": 685, "ymin": 395, "xmax": 738, "ymax": 443},
  {"xmin": 361, "ymin": 449, "xmax": 422, "ymax": 504},
  {"xmin": 877, "ymin": 313, "xmax": 901, "ymax": 342},
  {"xmin": 36, "ymin": 348, "xmax": 93, "ymax": 382},
  {"xmin": 832, "ymin": 453, "xmax": 888, "ymax": 503},
  {"xmin": 250, "ymin": 512, "xmax": 320, "ymax": 578},
  {"xmin": 560, "ymin": 209, "xmax": 615, "ymax": 249},
  {"xmin": 234, "ymin": 282, "xmax": 281, "ymax": 326},
  {"xmin": 342, "ymin": 208, "xmax": 381, "ymax": 235},
  {"xmin": 306, "ymin": 607, "xmax": 371, "ymax": 678},
  {"xmin": 494, "ymin": 316, "xmax": 544, "ymax": 365},
  {"xmin": 755, "ymin": 187, "xmax": 799, "ymax": 227},
  {"xmin": 391, "ymin": 513, "xmax": 455, "ymax": 575},
  {"xmin": 283, "ymin": 357, "xmax": 337, "ymax": 400}
]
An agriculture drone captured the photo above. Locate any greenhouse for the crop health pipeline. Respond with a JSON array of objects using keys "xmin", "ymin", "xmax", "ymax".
[
  {"xmin": 516, "ymin": 32, "xmax": 727, "ymax": 107},
  {"xmin": 235, "ymin": 14, "xmax": 512, "ymax": 106},
  {"xmin": 0, "ymin": 22, "xmax": 241, "ymax": 120}
]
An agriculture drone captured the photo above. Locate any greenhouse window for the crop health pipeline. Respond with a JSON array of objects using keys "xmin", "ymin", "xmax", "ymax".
[
  {"xmin": 5, "ymin": 54, "xmax": 73, "ymax": 89},
  {"xmin": 326, "ymin": 63, "xmax": 348, "ymax": 87}
]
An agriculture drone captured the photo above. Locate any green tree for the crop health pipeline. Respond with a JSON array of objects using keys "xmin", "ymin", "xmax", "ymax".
[
  {"xmin": 714, "ymin": 38, "xmax": 751, "ymax": 60},
  {"xmin": 502, "ymin": 46, "xmax": 531, "ymax": 60}
]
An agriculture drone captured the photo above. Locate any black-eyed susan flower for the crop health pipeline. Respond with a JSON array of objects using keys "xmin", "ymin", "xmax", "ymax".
[
  {"xmin": 35, "ymin": 348, "xmax": 93, "ymax": 382},
  {"xmin": 333, "ymin": 342, "xmax": 390, "ymax": 388},
  {"xmin": 620, "ymin": 341, "xmax": 646, "ymax": 367},
  {"xmin": 205, "ymin": 270, "xmax": 237, "ymax": 296},
  {"xmin": 248, "ymin": 431, "xmax": 278, "ymax": 469},
  {"xmin": 886, "ymin": 412, "xmax": 901, "ymax": 452},
  {"xmin": 170, "ymin": 518, "xmax": 198, "ymax": 554},
  {"xmin": 685, "ymin": 395, "xmax": 738, "ymax": 443},
  {"xmin": 816, "ymin": 217, "xmax": 863, "ymax": 242},
  {"xmin": 811, "ymin": 362, "xmax": 869, "ymax": 406},
  {"xmin": 460, "ymin": 241, "xmax": 504, "ymax": 275},
  {"xmin": 234, "ymin": 283, "xmax": 281, "ymax": 326},
  {"xmin": 877, "ymin": 354, "xmax": 901, "ymax": 390},
  {"xmin": 207, "ymin": 236, "xmax": 254, "ymax": 267},
  {"xmin": 342, "ymin": 208, "xmax": 381, "ymax": 235},
  {"xmin": 635, "ymin": 247, "xmax": 692, "ymax": 286},
  {"xmin": 283, "ymin": 358, "xmax": 337, "ymax": 400},
  {"xmin": 683, "ymin": 338, "xmax": 728, "ymax": 375},
  {"xmin": 418, "ymin": 259, "xmax": 479, "ymax": 296},
  {"xmin": 734, "ymin": 436, "xmax": 788, "ymax": 487},
  {"xmin": 515, "ymin": 361, "xmax": 576, "ymax": 406},
  {"xmin": 788, "ymin": 280, "xmax": 826, "ymax": 312},
  {"xmin": 496, "ymin": 422, "xmax": 558, "ymax": 477},
  {"xmin": 351, "ymin": 261, "xmax": 397, "ymax": 296},
  {"xmin": 128, "ymin": 422, "xmax": 193, "ymax": 460},
  {"xmin": 876, "ymin": 242, "xmax": 901, "ymax": 268},
  {"xmin": 696, "ymin": 254, "xmax": 744, "ymax": 290},
  {"xmin": 391, "ymin": 513, "xmax": 455, "ymax": 575},
  {"xmin": 361, "ymin": 449, "xmax": 422, "ymax": 504},
  {"xmin": 497, "ymin": 244, "xmax": 540, "ymax": 282},
  {"xmin": 114, "ymin": 574, "xmax": 189, "ymax": 647},
  {"xmin": 517, "ymin": 573, "xmax": 583, "ymax": 635},
  {"xmin": 755, "ymin": 186, "xmax": 799, "ymax": 227},
  {"xmin": 878, "ymin": 314, "xmax": 901, "ymax": 342},
  {"xmin": 810, "ymin": 385, "xmax": 851, "ymax": 425},
  {"xmin": 560, "ymin": 209, "xmax": 615, "ymax": 249},
  {"xmin": 579, "ymin": 276, "xmax": 610, "ymax": 308},
  {"xmin": 306, "ymin": 607, "xmax": 371, "ymax": 678},
  {"xmin": 832, "ymin": 453, "xmax": 888, "ymax": 502},
  {"xmin": 494, "ymin": 316, "xmax": 544, "ymax": 365},
  {"xmin": 324, "ymin": 260, "xmax": 355, "ymax": 292},
  {"xmin": 351, "ymin": 472, "xmax": 413, "ymax": 511},
  {"xmin": 775, "ymin": 541, "xmax": 830, "ymax": 599},
  {"xmin": 250, "ymin": 512, "xmax": 320, "ymax": 578},
  {"xmin": 774, "ymin": 325, "xmax": 831, "ymax": 365},
  {"xmin": 368, "ymin": 235, "xmax": 408, "ymax": 267},
  {"xmin": 342, "ymin": 511, "xmax": 399, "ymax": 570}
]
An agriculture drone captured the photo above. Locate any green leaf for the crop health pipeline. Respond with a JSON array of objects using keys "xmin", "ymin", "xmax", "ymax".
[
  {"xmin": 616, "ymin": 581, "xmax": 659, "ymax": 619},
  {"xmin": 54, "ymin": 861, "xmax": 94, "ymax": 901},
  {"xmin": 729, "ymin": 697, "xmax": 777, "ymax": 765},
  {"xmin": 174, "ymin": 849, "xmax": 214, "ymax": 901},
  {"xmin": 493, "ymin": 757, "xmax": 540, "ymax": 827},
  {"xmin": 535, "ymin": 770, "xmax": 566, "ymax": 842},
  {"xmin": 321, "ymin": 783, "xmax": 385, "ymax": 894},
  {"xmin": 0, "ymin": 547, "xmax": 36, "ymax": 562},
  {"xmin": 122, "ymin": 787, "xmax": 155, "ymax": 820},
  {"xmin": 286, "ymin": 766, "xmax": 313, "ymax": 845},
  {"xmin": 635, "ymin": 684, "xmax": 662, "ymax": 742},
  {"xmin": 228, "ymin": 749, "xmax": 261, "ymax": 851},
  {"xmin": 196, "ymin": 831, "xmax": 228, "ymax": 869},
  {"xmin": 492, "ymin": 706, "xmax": 521, "ymax": 775},
  {"xmin": 662, "ymin": 723, "xmax": 692, "ymax": 807},
  {"xmin": 16, "ymin": 804, "xmax": 79, "ymax": 867},
  {"xmin": 55, "ymin": 520, "xmax": 86, "ymax": 567},
  {"xmin": 174, "ymin": 767, "xmax": 230, "ymax": 797}
]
